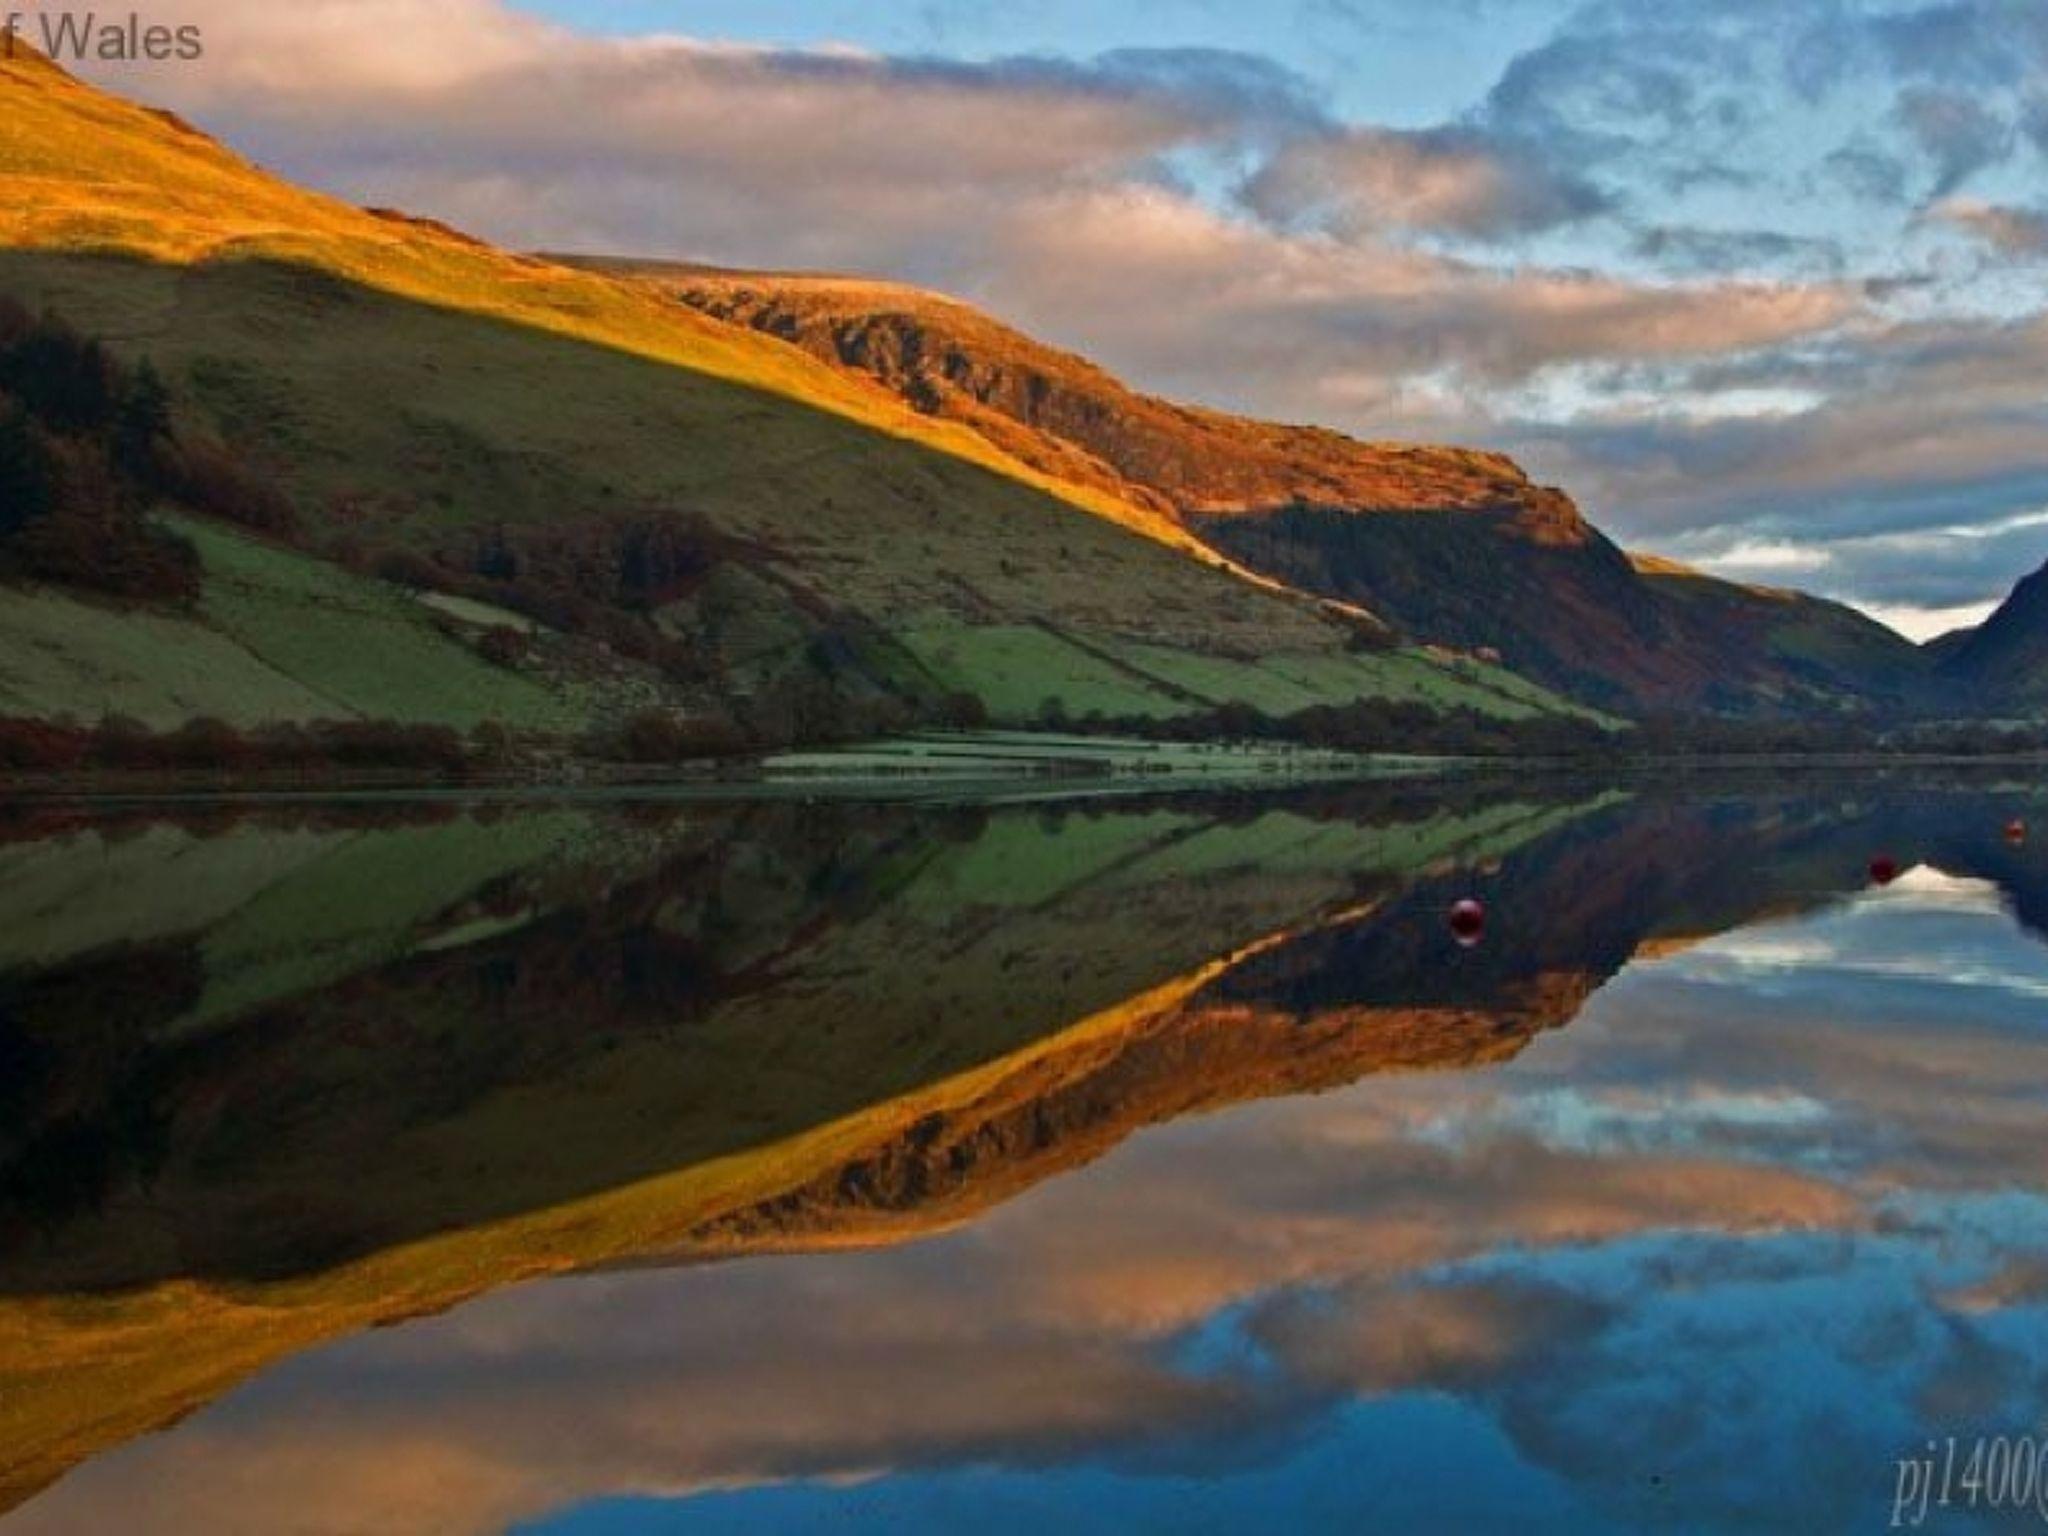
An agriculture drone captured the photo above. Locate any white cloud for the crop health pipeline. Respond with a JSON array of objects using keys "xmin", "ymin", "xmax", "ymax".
[
  {"xmin": 1860, "ymin": 600, "xmax": 1999, "ymax": 643},
  {"xmin": 1696, "ymin": 539, "xmax": 1833, "ymax": 577}
]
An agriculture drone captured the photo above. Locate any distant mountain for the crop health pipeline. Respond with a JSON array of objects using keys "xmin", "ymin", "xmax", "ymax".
[
  {"xmin": 1194, "ymin": 512, "xmax": 1924, "ymax": 715},
  {"xmin": 1933, "ymin": 557, "xmax": 2048, "ymax": 708},
  {"xmin": 608, "ymin": 261, "xmax": 1928, "ymax": 715}
]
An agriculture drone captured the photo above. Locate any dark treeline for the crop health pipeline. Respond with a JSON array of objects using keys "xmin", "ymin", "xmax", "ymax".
[
  {"xmin": 1051, "ymin": 696, "xmax": 2048, "ymax": 761},
  {"xmin": 1050, "ymin": 694, "xmax": 1613, "ymax": 757},
  {"xmin": 0, "ymin": 715, "xmax": 474, "ymax": 777},
  {"xmin": 0, "ymin": 295, "xmax": 293, "ymax": 602},
  {"xmin": 0, "ymin": 703, "xmax": 971, "ymax": 778},
  {"xmin": 1621, "ymin": 713, "xmax": 2048, "ymax": 758}
]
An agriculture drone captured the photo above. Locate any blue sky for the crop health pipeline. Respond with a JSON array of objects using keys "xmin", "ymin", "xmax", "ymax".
[
  {"xmin": 66, "ymin": 0, "xmax": 2048, "ymax": 636},
  {"xmin": 517, "ymin": 0, "xmax": 1572, "ymax": 126}
]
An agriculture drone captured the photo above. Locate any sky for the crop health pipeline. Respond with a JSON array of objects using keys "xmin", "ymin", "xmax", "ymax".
[{"xmin": 57, "ymin": 0, "xmax": 2048, "ymax": 638}]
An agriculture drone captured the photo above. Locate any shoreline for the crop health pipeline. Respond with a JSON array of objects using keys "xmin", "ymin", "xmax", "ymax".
[{"xmin": 6, "ymin": 742, "xmax": 2047, "ymax": 809}]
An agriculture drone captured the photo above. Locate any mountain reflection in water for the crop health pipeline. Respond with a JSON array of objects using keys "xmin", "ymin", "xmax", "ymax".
[{"xmin": 1, "ymin": 779, "xmax": 2046, "ymax": 1533}]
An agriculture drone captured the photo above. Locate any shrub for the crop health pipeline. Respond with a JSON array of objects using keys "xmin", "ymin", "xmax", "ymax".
[
  {"xmin": 619, "ymin": 709, "xmax": 690, "ymax": 762},
  {"xmin": 0, "ymin": 302, "xmax": 253, "ymax": 605},
  {"xmin": 112, "ymin": 362, "xmax": 171, "ymax": 487},
  {"xmin": 476, "ymin": 626, "xmax": 530, "ymax": 668},
  {"xmin": 157, "ymin": 434, "xmax": 298, "ymax": 534},
  {"xmin": 1, "ymin": 712, "xmax": 495, "ymax": 777},
  {"xmin": 615, "ymin": 707, "xmax": 750, "ymax": 762},
  {"xmin": 469, "ymin": 720, "xmax": 517, "ymax": 765},
  {"xmin": 89, "ymin": 715, "xmax": 157, "ymax": 768},
  {"xmin": 309, "ymin": 720, "xmax": 467, "ymax": 773},
  {"xmin": 933, "ymin": 691, "xmax": 990, "ymax": 729},
  {"xmin": 0, "ymin": 403, "xmax": 55, "ymax": 536},
  {"xmin": 371, "ymin": 547, "xmax": 447, "ymax": 592},
  {"xmin": 0, "ymin": 310, "xmax": 115, "ymax": 432},
  {"xmin": 0, "ymin": 718, "xmax": 86, "ymax": 771},
  {"xmin": 10, "ymin": 436, "xmax": 200, "ymax": 602},
  {"xmin": 161, "ymin": 717, "xmax": 250, "ymax": 769}
]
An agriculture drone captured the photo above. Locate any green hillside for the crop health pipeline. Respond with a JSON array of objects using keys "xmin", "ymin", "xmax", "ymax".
[
  {"xmin": 0, "ymin": 45, "xmax": 1595, "ymax": 747},
  {"xmin": 646, "ymin": 262, "xmax": 1927, "ymax": 719},
  {"xmin": 0, "ymin": 516, "xmax": 578, "ymax": 730}
]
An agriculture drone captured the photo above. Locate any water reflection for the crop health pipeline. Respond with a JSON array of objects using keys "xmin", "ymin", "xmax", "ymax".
[{"xmin": 1, "ymin": 780, "xmax": 2045, "ymax": 1531}]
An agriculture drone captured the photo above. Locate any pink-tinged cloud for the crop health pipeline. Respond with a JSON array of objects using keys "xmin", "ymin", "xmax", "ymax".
[
  {"xmin": 1931, "ymin": 197, "xmax": 2048, "ymax": 257},
  {"xmin": 69, "ymin": 0, "xmax": 1854, "ymax": 397},
  {"xmin": 976, "ymin": 185, "xmax": 1855, "ymax": 409},
  {"xmin": 1242, "ymin": 125, "xmax": 1610, "ymax": 239}
]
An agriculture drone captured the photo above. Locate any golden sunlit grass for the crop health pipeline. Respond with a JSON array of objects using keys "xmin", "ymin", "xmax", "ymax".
[{"xmin": 0, "ymin": 45, "xmax": 1191, "ymax": 547}]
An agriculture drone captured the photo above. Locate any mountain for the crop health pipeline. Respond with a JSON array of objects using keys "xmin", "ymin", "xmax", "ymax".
[
  {"xmin": 614, "ymin": 262, "xmax": 1928, "ymax": 716},
  {"xmin": 0, "ymin": 45, "xmax": 1593, "ymax": 748},
  {"xmin": 1933, "ymin": 556, "xmax": 2048, "ymax": 708},
  {"xmin": 1194, "ymin": 512, "xmax": 1924, "ymax": 715}
]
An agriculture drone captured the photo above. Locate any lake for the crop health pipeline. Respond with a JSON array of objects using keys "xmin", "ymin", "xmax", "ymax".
[{"xmin": 1, "ymin": 776, "xmax": 2045, "ymax": 1533}]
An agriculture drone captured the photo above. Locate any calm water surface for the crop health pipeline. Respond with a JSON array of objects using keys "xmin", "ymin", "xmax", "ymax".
[{"xmin": 1, "ymin": 779, "xmax": 2045, "ymax": 1533}]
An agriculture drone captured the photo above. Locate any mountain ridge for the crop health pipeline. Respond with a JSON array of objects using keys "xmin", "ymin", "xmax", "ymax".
[
  {"xmin": 574, "ymin": 256, "xmax": 1577, "ymax": 529},
  {"xmin": 1935, "ymin": 555, "xmax": 2048, "ymax": 708},
  {"xmin": 594, "ymin": 258, "xmax": 1931, "ymax": 715}
]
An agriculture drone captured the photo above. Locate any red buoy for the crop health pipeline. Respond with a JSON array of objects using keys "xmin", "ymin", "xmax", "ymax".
[
  {"xmin": 2007, "ymin": 819, "xmax": 2028, "ymax": 846},
  {"xmin": 1868, "ymin": 855, "xmax": 1900, "ymax": 887},
  {"xmin": 1449, "ymin": 898, "xmax": 1486, "ymax": 947}
]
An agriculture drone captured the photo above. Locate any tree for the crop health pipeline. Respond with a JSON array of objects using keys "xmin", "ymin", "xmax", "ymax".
[
  {"xmin": 934, "ymin": 691, "xmax": 989, "ymax": 729},
  {"xmin": 0, "ymin": 312, "xmax": 114, "ymax": 431},
  {"xmin": 113, "ymin": 360, "xmax": 171, "ymax": 487},
  {"xmin": 476, "ymin": 626, "xmax": 529, "ymax": 668},
  {"xmin": 469, "ymin": 720, "xmax": 516, "ymax": 766},
  {"xmin": 473, "ymin": 525, "xmax": 518, "ymax": 581},
  {"xmin": 0, "ymin": 405, "xmax": 53, "ymax": 538}
]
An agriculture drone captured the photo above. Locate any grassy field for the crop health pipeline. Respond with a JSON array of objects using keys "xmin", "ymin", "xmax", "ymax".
[
  {"xmin": 0, "ymin": 518, "xmax": 582, "ymax": 730},
  {"xmin": 0, "ymin": 41, "xmax": 1331, "ymax": 654},
  {"xmin": 175, "ymin": 519, "xmax": 577, "ymax": 730},
  {"xmin": 0, "ymin": 584, "xmax": 335, "ymax": 728},
  {"xmin": 888, "ymin": 623, "xmax": 1600, "ymax": 725},
  {"xmin": 890, "ymin": 625, "xmax": 1194, "ymax": 720},
  {"xmin": 1095, "ymin": 639, "xmax": 1596, "ymax": 721}
]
